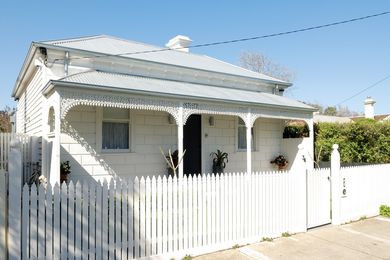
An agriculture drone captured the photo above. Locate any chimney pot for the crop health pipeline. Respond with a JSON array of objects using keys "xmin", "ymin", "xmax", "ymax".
[
  {"xmin": 166, "ymin": 35, "xmax": 192, "ymax": 52},
  {"xmin": 364, "ymin": 96, "xmax": 376, "ymax": 119}
]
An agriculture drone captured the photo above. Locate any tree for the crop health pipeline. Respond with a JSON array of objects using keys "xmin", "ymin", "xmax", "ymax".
[
  {"xmin": 239, "ymin": 51, "xmax": 294, "ymax": 82},
  {"xmin": 303, "ymin": 102, "xmax": 361, "ymax": 117},
  {"xmin": 323, "ymin": 106, "xmax": 337, "ymax": 116},
  {"xmin": 0, "ymin": 106, "xmax": 13, "ymax": 133}
]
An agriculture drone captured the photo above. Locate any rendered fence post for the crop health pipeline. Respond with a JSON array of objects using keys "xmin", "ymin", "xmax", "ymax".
[
  {"xmin": 8, "ymin": 139, "xmax": 23, "ymax": 260},
  {"xmin": 331, "ymin": 144, "xmax": 341, "ymax": 225},
  {"xmin": 297, "ymin": 144, "xmax": 308, "ymax": 232}
]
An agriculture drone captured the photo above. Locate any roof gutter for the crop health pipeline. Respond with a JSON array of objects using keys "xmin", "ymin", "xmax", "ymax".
[
  {"xmin": 34, "ymin": 42, "xmax": 292, "ymax": 87},
  {"xmin": 42, "ymin": 80, "xmax": 316, "ymax": 113}
]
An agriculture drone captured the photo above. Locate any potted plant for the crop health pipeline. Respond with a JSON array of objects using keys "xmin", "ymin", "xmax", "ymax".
[
  {"xmin": 210, "ymin": 149, "xmax": 228, "ymax": 174},
  {"xmin": 60, "ymin": 161, "xmax": 71, "ymax": 183},
  {"xmin": 270, "ymin": 155, "xmax": 288, "ymax": 170}
]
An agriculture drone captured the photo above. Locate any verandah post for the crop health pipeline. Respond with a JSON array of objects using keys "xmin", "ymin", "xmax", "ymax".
[
  {"xmin": 8, "ymin": 139, "xmax": 23, "ymax": 260},
  {"xmin": 246, "ymin": 109, "xmax": 252, "ymax": 175},
  {"xmin": 331, "ymin": 144, "xmax": 341, "ymax": 225},
  {"xmin": 177, "ymin": 103, "xmax": 184, "ymax": 178}
]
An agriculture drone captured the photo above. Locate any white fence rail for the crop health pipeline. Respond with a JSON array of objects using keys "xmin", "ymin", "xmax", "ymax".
[
  {"xmin": 340, "ymin": 164, "xmax": 390, "ymax": 223},
  {"xmin": 20, "ymin": 171, "xmax": 307, "ymax": 259}
]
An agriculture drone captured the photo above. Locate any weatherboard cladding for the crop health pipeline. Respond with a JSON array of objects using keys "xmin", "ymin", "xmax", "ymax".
[
  {"xmin": 40, "ymin": 35, "xmax": 287, "ymax": 83},
  {"xmin": 58, "ymin": 70, "xmax": 313, "ymax": 110}
]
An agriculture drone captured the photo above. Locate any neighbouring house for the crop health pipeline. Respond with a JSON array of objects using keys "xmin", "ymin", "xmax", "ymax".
[
  {"xmin": 314, "ymin": 97, "xmax": 389, "ymax": 124},
  {"xmin": 11, "ymin": 35, "xmax": 315, "ymax": 185},
  {"xmin": 313, "ymin": 114, "xmax": 353, "ymax": 123},
  {"xmin": 350, "ymin": 97, "xmax": 390, "ymax": 122}
]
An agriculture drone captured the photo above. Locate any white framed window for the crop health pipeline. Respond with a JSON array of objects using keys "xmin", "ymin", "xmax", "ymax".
[
  {"xmin": 237, "ymin": 118, "xmax": 255, "ymax": 151},
  {"xmin": 101, "ymin": 107, "xmax": 131, "ymax": 152}
]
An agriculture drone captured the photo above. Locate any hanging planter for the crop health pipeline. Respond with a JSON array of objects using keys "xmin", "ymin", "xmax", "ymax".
[{"xmin": 270, "ymin": 155, "xmax": 288, "ymax": 170}]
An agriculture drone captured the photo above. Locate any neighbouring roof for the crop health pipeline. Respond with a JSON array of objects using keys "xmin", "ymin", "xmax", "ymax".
[
  {"xmin": 50, "ymin": 70, "xmax": 314, "ymax": 112},
  {"xmin": 351, "ymin": 114, "xmax": 390, "ymax": 122},
  {"xmin": 39, "ymin": 35, "xmax": 290, "ymax": 85},
  {"xmin": 314, "ymin": 114, "xmax": 353, "ymax": 123}
]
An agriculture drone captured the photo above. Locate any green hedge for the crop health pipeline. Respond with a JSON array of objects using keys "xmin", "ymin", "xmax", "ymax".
[
  {"xmin": 315, "ymin": 120, "xmax": 390, "ymax": 163},
  {"xmin": 283, "ymin": 124, "xmax": 309, "ymax": 138},
  {"xmin": 380, "ymin": 205, "xmax": 390, "ymax": 217}
]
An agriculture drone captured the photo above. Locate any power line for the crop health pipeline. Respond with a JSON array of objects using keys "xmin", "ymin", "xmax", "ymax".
[
  {"xmin": 335, "ymin": 73, "xmax": 390, "ymax": 106},
  {"xmin": 58, "ymin": 11, "xmax": 390, "ymax": 61}
]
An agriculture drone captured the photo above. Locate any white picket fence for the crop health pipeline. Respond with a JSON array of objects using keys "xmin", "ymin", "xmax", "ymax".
[
  {"xmin": 340, "ymin": 164, "xmax": 390, "ymax": 223},
  {"xmin": 21, "ymin": 171, "xmax": 307, "ymax": 259},
  {"xmin": 0, "ymin": 133, "xmax": 36, "ymax": 183}
]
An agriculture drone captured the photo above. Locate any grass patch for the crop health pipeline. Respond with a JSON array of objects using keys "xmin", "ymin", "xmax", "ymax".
[
  {"xmin": 282, "ymin": 232, "xmax": 291, "ymax": 237},
  {"xmin": 232, "ymin": 244, "xmax": 240, "ymax": 249},
  {"xmin": 380, "ymin": 205, "xmax": 390, "ymax": 217},
  {"xmin": 261, "ymin": 237, "xmax": 273, "ymax": 242},
  {"xmin": 359, "ymin": 216, "xmax": 367, "ymax": 221},
  {"xmin": 182, "ymin": 255, "xmax": 192, "ymax": 260}
]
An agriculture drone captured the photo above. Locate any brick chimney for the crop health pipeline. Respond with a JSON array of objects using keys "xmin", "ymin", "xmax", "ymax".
[
  {"xmin": 166, "ymin": 35, "xmax": 192, "ymax": 52},
  {"xmin": 364, "ymin": 96, "xmax": 376, "ymax": 119}
]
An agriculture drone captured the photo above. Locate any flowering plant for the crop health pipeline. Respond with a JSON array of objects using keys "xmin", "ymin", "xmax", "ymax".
[{"xmin": 270, "ymin": 155, "xmax": 288, "ymax": 168}]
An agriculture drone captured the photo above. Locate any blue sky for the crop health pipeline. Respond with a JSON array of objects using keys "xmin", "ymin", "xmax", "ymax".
[{"xmin": 1, "ymin": 1, "xmax": 390, "ymax": 114}]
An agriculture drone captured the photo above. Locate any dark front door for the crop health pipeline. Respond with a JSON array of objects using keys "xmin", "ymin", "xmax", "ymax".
[{"xmin": 183, "ymin": 114, "xmax": 202, "ymax": 175}]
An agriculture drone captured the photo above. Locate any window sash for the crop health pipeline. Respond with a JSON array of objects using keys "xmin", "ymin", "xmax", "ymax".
[
  {"xmin": 102, "ymin": 122, "xmax": 129, "ymax": 150},
  {"xmin": 237, "ymin": 119, "xmax": 255, "ymax": 150}
]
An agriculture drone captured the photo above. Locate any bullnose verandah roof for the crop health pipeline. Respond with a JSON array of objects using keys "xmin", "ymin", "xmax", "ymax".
[{"xmin": 49, "ymin": 70, "xmax": 315, "ymax": 112}]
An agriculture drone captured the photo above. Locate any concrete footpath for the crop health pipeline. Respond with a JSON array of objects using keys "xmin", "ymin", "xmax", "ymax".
[{"xmin": 196, "ymin": 217, "xmax": 390, "ymax": 260}]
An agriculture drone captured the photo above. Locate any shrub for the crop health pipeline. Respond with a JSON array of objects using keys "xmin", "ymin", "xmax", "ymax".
[
  {"xmin": 315, "ymin": 121, "xmax": 390, "ymax": 164},
  {"xmin": 283, "ymin": 124, "xmax": 309, "ymax": 138},
  {"xmin": 380, "ymin": 205, "xmax": 390, "ymax": 217}
]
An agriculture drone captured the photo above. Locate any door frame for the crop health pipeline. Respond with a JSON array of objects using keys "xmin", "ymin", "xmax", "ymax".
[{"xmin": 183, "ymin": 114, "xmax": 203, "ymax": 175}]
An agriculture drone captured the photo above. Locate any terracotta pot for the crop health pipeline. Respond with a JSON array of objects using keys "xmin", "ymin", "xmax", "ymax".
[{"xmin": 278, "ymin": 164, "xmax": 288, "ymax": 170}]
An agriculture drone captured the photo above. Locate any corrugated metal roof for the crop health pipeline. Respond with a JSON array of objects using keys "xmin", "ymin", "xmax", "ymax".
[
  {"xmin": 314, "ymin": 114, "xmax": 353, "ymax": 123},
  {"xmin": 57, "ymin": 70, "xmax": 313, "ymax": 111},
  {"xmin": 40, "ymin": 35, "xmax": 289, "ymax": 84}
]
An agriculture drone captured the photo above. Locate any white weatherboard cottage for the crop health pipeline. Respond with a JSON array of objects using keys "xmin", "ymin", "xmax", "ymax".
[{"xmin": 12, "ymin": 35, "xmax": 315, "ymax": 185}]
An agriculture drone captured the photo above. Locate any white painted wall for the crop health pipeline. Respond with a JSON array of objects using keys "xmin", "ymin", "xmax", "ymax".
[
  {"xmin": 61, "ymin": 106, "xmax": 177, "ymax": 182},
  {"xmin": 281, "ymin": 138, "xmax": 311, "ymax": 171},
  {"xmin": 16, "ymin": 69, "xmax": 44, "ymax": 135},
  {"xmin": 202, "ymin": 116, "xmax": 284, "ymax": 173},
  {"xmin": 62, "ymin": 107, "xmax": 291, "ymax": 181}
]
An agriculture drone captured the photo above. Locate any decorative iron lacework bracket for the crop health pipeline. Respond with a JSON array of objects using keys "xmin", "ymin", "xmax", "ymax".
[
  {"xmin": 58, "ymin": 90, "xmax": 181, "ymax": 123},
  {"xmin": 182, "ymin": 102, "xmax": 248, "ymax": 126},
  {"xmin": 58, "ymin": 89, "xmax": 312, "ymax": 127}
]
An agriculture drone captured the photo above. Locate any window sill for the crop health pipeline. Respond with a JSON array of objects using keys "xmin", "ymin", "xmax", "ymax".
[
  {"xmin": 101, "ymin": 149, "xmax": 133, "ymax": 154},
  {"xmin": 236, "ymin": 149, "xmax": 257, "ymax": 152}
]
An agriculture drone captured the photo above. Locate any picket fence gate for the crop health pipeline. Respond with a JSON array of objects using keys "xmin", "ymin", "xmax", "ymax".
[
  {"xmin": 21, "ymin": 171, "xmax": 307, "ymax": 259},
  {"xmin": 0, "ymin": 133, "xmax": 37, "ymax": 183}
]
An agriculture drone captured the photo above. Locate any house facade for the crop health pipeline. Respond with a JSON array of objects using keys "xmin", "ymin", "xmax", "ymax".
[{"xmin": 12, "ymin": 35, "xmax": 315, "ymax": 185}]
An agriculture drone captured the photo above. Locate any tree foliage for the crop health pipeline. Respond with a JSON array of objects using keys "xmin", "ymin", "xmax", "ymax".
[
  {"xmin": 239, "ymin": 52, "xmax": 294, "ymax": 82},
  {"xmin": 303, "ymin": 102, "xmax": 361, "ymax": 117},
  {"xmin": 315, "ymin": 120, "xmax": 390, "ymax": 164},
  {"xmin": 0, "ymin": 107, "xmax": 12, "ymax": 133}
]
